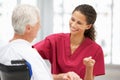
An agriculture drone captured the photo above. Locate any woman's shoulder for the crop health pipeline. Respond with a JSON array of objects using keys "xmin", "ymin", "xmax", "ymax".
[
  {"xmin": 46, "ymin": 33, "xmax": 70, "ymax": 39},
  {"xmin": 86, "ymin": 37, "xmax": 102, "ymax": 49}
]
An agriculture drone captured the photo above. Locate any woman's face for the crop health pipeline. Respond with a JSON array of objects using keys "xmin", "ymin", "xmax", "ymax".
[{"xmin": 69, "ymin": 11, "xmax": 91, "ymax": 36}]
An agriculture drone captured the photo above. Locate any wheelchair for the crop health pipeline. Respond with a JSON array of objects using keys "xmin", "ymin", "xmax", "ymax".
[{"xmin": 0, "ymin": 60, "xmax": 31, "ymax": 80}]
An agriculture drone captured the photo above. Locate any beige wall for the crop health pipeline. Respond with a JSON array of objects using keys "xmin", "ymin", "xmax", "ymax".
[{"xmin": 95, "ymin": 64, "xmax": 120, "ymax": 80}]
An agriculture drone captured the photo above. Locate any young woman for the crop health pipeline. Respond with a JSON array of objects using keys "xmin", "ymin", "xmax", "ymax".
[{"xmin": 33, "ymin": 4, "xmax": 105, "ymax": 80}]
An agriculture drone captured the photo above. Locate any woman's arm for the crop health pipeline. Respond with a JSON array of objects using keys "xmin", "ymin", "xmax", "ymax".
[{"xmin": 83, "ymin": 57, "xmax": 95, "ymax": 80}]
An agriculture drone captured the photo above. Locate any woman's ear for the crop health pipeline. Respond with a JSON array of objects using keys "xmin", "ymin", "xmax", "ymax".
[{"xmin": 86, "ymin": 24, "xmax": 92, "ymax": 30}]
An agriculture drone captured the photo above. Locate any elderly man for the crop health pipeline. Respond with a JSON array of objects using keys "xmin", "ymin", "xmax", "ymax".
[{"xmin": 0, "ymin": 4, "xmax": 53, "ymax": 80}]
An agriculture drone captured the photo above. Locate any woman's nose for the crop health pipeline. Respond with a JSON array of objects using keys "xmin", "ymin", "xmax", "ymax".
[{"xmin": 71, "ymin": 22, "xmax": 77, "ymax": 27}]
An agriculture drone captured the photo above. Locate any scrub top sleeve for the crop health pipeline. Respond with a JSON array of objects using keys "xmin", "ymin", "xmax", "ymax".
[
  {"xmin": 93, "ymin": 46, "xmax": 105, "ymax": 76},
  {"xmin": 33, "ymin": 38, "xmax": 51, "ymax": 59}
]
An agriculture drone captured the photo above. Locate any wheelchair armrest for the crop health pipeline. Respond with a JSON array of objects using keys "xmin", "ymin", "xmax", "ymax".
[
  {"xmin": 11, "ymin": 59, "xmax": 26, "ymax": 64},
  {"xmin": 0, "ymin": 59, "xmax": 28, "ymax": 72},
  {"xmin": 0, "ymin": 63, "xmax": 28, "ymax": 72},
  {"xmin": 0, "ymin": 60, "xmax": 30, "ymax": 80}
]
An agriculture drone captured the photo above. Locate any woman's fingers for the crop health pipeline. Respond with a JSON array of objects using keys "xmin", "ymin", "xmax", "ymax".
[
  {"xmin": 63, "ymin": 72, "xmax": 82, "ymax": 80},
  {"xmin": 83, "ymin": 56, "xmax": 95, "ymax": 67}
]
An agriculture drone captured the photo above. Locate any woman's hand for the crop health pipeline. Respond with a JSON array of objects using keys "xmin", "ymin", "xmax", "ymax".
[
  {"xmin": 53, "ymin": 71, "xmax": 82, "ymax": 80},
  {"xmin": 83, "ymin": 56, "xmax": 95, "ymax": 68},
  {"xmin": 63, "ymin": 71, "xmax": 82, "ymax": 80}
]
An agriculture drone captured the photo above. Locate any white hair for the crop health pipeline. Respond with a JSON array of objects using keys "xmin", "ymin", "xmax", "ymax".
[{"xmin": 12, "ymin": 4, "xmax": 40, "ymax": 34}]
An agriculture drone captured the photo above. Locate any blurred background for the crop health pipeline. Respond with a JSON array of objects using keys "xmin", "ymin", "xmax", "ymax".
[{"xmin": 0, "ymin": 0, "xmax": 120, "ymax": 80}]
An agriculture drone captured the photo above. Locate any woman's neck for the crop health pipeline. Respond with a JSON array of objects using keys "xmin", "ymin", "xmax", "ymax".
[{"xmin": 70, "ymin": 34, "xmax": 85, "ymax": 45}]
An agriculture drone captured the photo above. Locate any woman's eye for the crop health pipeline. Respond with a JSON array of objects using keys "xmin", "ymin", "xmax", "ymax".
[
  {"xmin": 77, "ymin": 22, "xmax": 81, "ymax": 25},
  {"xmin": 71, "ymin": 18, "xmax": 75, "ymax": 21}
]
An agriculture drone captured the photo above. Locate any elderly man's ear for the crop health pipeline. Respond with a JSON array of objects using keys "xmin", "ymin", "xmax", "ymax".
[{"xmin": 25, "ymin": 24, "xmax": 32, "ymax": 32}]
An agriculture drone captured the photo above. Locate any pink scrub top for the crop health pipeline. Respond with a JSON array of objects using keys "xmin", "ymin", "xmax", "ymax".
[{"xmin": 33, "ymin": 33, "xmax": 105, "ymax": 79}]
